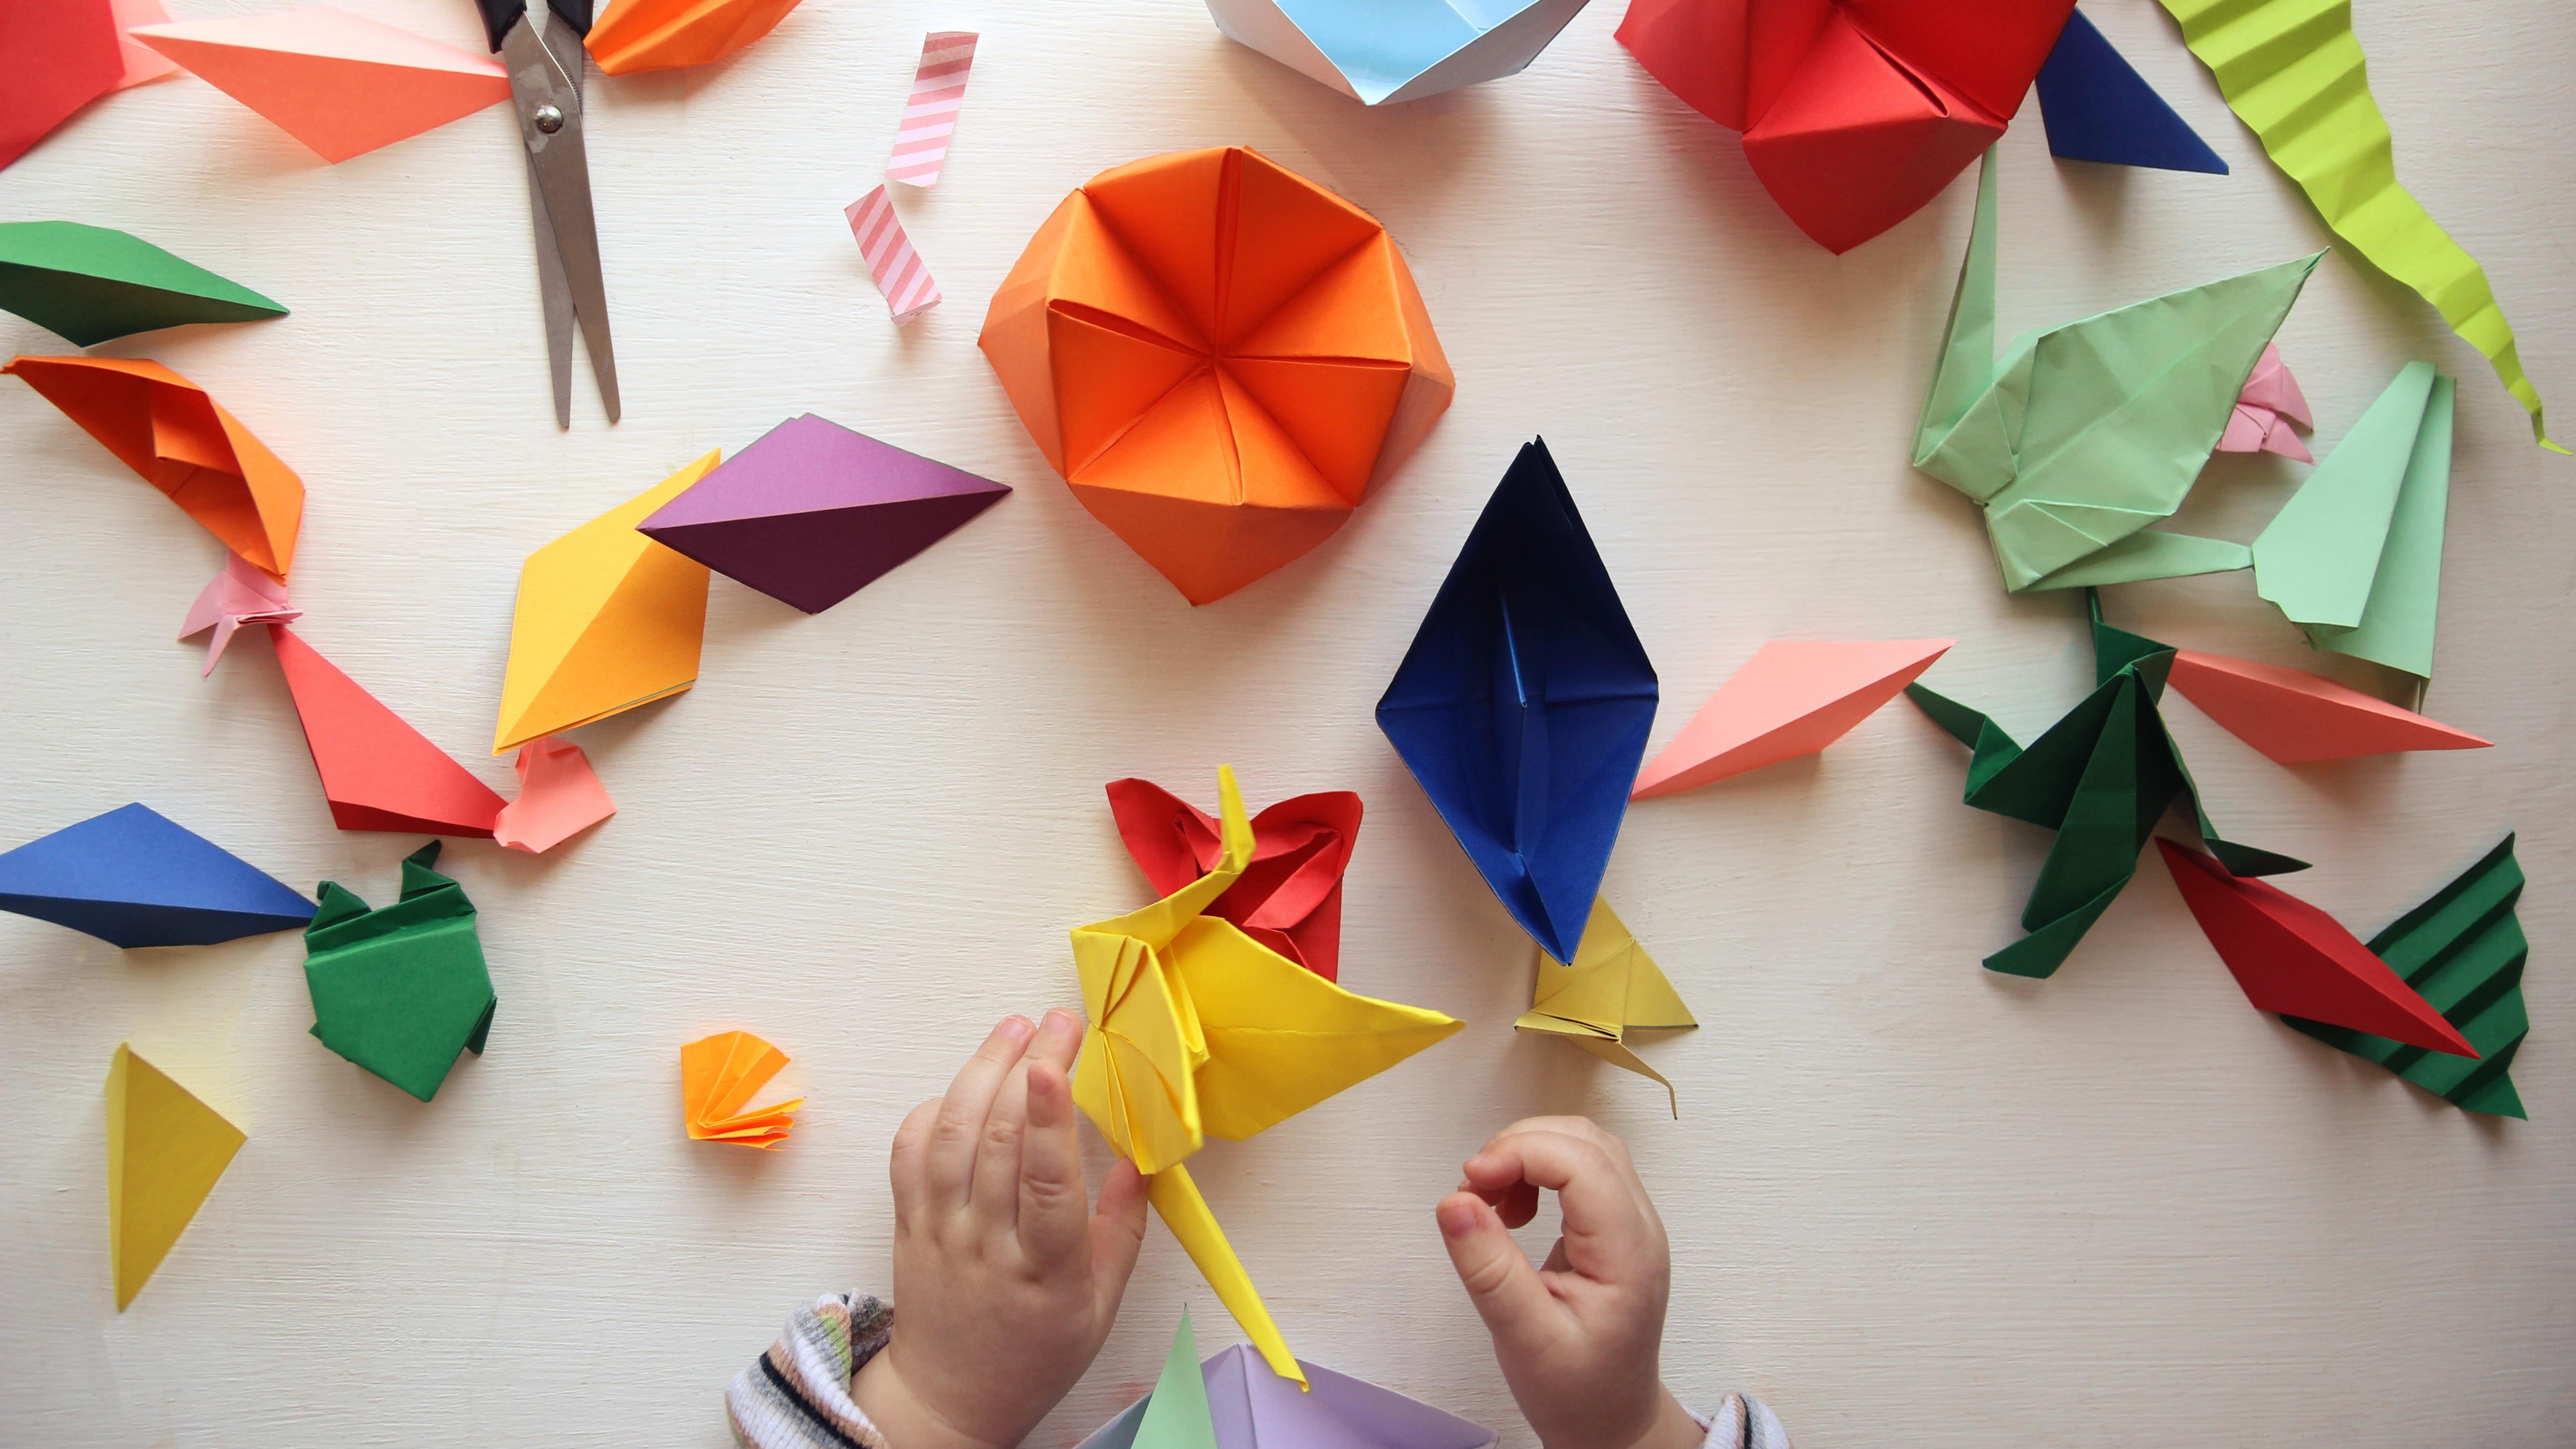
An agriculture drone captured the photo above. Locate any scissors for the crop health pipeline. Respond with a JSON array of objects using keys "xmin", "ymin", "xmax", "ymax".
[{"xmin": 473, "ymin": 0, "xmax": 620, "ymax": 426}]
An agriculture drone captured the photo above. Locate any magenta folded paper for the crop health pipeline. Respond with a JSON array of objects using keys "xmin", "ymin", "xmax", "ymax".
[{"xmin": 636, "ymin": 413, "xmax": 1009, "ymax": 613}]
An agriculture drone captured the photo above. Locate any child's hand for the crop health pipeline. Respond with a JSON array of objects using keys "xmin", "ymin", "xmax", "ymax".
[
  {"xmin": 1436, "ymin": 1117, "xmax": 1704, "ymax": 1449},
  {"xmin": 856, "ymin": 1012, "xmax": 1148, "ymax": 1449}
]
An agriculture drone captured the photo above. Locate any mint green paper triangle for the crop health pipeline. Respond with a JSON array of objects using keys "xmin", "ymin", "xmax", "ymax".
[
  {"xmin": 0, "ymin": 221, "xmax": 287, "ymax": 347},
  {"xmin": 1134, "ymin": 1309, "xmax": 1218, "ymax": 1449}
]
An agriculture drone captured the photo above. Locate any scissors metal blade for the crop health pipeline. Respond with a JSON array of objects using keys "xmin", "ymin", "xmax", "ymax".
[{"xmin": 503, "ymin": 16, "xmax": 620, "ymax": 423}]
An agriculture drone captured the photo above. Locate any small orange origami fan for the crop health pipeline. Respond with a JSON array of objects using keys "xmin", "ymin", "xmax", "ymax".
[
  {"xmin": 980, "ymin": 145, "xmax": 1452, "ymax": 605},
  {"xmin": 680, "ymin": 1031, "xmax": 802, "ymax": 1149}
]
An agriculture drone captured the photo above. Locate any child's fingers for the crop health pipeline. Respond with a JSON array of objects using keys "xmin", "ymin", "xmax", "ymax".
[
  {"xmin": 1088, "ymin": 1158, "xmax": 1149, "ymax": 1322},
  {"xmin": 1016, "ymin": 1056, "xmax": 1089, "ymax": 1264},
  {"xmin": 1024, "ymin": 1007, "xmax": 1083, "ymax": 1076},
  {"xmin": 926, "ymin": 1017, "xmax": 1035, "ymax": 1208},
  {"xmin": 889, "ymin": 1097, "xmax": 941, "ymax": 1224},
  {"xmin": 966, "ymin": 1059, "xmax": 1034, "ymax": 1230},
  {"xmin": 1436, "ymin": 1191, "xmax": 1566, "ymax": 1357},
  {"xmin": 1463, "ymin": 1128, "xmax": 1654, "ymax": 1283}
]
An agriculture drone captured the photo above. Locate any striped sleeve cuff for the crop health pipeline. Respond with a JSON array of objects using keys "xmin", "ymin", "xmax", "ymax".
[
  {"xmin": 1696, "ymin": 1393, "xmax": 1792, "ymax": 1449},
  {"xmin": 726, "ymin": 1294, "xmax": 896, "ymax": 1449}
]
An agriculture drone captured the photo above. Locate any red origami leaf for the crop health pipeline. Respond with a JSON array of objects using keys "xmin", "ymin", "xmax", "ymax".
[
  {"xmin": 2168, "ymin": 650, "xmax": 2490, "ymax": 764},
  {"xmin": 1104, "ymin": 778, "xmax": 1361, "ymax": 981},
  {"xmin": 2157, "ymin": 839, "xmax": 2475, "ymax": 1057},
  {"xmin": 268, "ymin": 625, "xmax": 506, "ymax": 837}
]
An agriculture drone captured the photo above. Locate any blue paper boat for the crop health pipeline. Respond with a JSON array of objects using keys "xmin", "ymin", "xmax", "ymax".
[
  {"xmin": 2034, "ymin": 8, "xmax": 2227, "ymax": 175},
  {"xmin": 1207, "ymin": 0, "xmax": 1593, "ymax": 106},
  {"xmin": 0, "ymin": 803, "xmax": 315, "ymax": 948},
  {"xmin": 1378, "ymin": 438, "xmax": 1657, "ymax": 963}
]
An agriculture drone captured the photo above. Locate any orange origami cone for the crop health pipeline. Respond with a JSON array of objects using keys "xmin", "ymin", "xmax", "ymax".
[
  {"xmin": 2167, "ymin": 650, "xmax": 2490, "ymax": 764},
  {"xmin": 130, "ymin": 7, "xmax": 509, "ymax": 164},
  {"xmin": 681, "ymin": 1031, "xmax": 802, "ymax": 1148},
  {"xmin": 269, "ymin": 625, "xmax": 508, "ymax": 837},
  {"xmin": 1634, "ymin": 639, "xmax": 1952, "ymax": 798},
  {"xmin": 4, "ymin": 355, "xmax": 303, "ymax": 575},
  {"xmin": 980, "ymin": 145, "xmax": 1451, "ymax": 605},
  {"xmin": 585, "ymin": 0, "xmax": 805, "ymax": 74}
]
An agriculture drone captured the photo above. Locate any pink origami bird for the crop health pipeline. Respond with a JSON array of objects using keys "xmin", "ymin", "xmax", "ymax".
[
  {"xmin": 2217, "ymin": 343, "xmax": 2314, "ymax": 462},
  {"xmin": 177, "ymin": 551, "xmax": 300, "ymax": 674}
]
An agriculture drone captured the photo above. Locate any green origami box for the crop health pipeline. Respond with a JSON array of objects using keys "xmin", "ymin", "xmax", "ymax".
[{"xmin": 304, "ymin": 842, "xmax": 494, "ymax": 1103}]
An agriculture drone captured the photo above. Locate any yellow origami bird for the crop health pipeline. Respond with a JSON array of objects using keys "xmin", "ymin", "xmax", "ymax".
[
  {"xmin": 1514, "ymin": 898, "xmax": 1697, "ymax": 1116},
  {"xmin": 1072, "ymin": 766, "xmax": 1462, "ymax": 1387}
]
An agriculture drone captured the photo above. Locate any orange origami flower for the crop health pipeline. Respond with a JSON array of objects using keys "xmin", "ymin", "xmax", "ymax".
[
  {"xmin": 584, "ymin": 0, "xmax": 803, "ymax": 75},
  {"xmin": 980, "ymin": 146, "xmax": 1452, "ymax": 605},
  {"xmin": 4, "ymin": 354, "xmax": 302, "ymax": 575},
  {"xmin": 680, "ymin": 1030, "xmax": 801, "ymax": 1149}
]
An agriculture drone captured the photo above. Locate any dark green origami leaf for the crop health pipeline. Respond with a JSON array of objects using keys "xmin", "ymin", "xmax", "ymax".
[
  {"xmin": 0, "ymin": 221, "xmax": 287, "ymax": 347},
  {"xmin": 2284, "ymin": 835, "xmax": 2530, "ymax": 1118},
  {"xmin": 1909, "ymin": 591, "xmax": 2308, "ymax": 978},
  {"xmin": 303, "ymin": 841, "xmax": 494, "ymax": 1103}
]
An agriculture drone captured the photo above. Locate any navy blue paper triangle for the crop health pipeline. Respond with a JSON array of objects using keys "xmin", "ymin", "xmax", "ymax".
[
  {"xmin": 0, "ymin": 803, "xmax": 315, "ymax": 948},
  {"xmin": 2035, "ymin": 8, "xmax": 2228, "ymax": 175}
]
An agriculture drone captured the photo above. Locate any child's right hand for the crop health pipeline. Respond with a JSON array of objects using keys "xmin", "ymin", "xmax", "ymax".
[{"xmin": 1436, "ymin": 1117, "xmax": 1705, "ymax": 1449}]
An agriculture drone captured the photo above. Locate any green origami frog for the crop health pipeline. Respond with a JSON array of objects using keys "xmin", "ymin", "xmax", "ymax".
[{"xmin": 304, "ymin": 841, "xmax": 494, "ymax": 1103}]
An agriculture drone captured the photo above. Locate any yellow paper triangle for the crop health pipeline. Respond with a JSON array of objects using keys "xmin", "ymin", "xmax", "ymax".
[
  {"xmin": 107, "ymin": 1043, "xmax": 245, "ymax": 1310},
  {"xmin": 1517, "ymin": 899, "xmax": 1696, "ymax": 1115},
  {"xmin": 495, "ymin": 451, "xmax": 718, "ymax": 752}
]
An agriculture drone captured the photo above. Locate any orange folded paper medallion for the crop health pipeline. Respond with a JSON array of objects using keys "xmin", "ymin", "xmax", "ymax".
[
  {"xmin": 4, "ymin": 354, "xmax": 303, "ymax": 576},
  {"xmin": 980, "ymin": 146, "xmax": 1453, "ymax": 605},
  {"xmin": 680, "ymin": 1031, "xmax": 802, "ymax": 1149}
]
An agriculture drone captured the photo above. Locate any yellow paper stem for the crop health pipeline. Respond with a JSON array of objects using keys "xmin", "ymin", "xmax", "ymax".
[{"xmin": 1147, "ymin": 1163, "xmax": 1307, "ymax": 1390}]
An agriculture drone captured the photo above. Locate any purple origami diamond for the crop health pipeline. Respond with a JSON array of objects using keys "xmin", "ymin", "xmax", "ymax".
[{"xmin": 637, "ymin": 413, "xmax": 1009, "ymax": 613}]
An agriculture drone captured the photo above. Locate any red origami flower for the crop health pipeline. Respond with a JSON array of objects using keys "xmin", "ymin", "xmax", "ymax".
[{"xmin": 1104, "ymin": 779, "xmax": 1361, "ymax": 981}]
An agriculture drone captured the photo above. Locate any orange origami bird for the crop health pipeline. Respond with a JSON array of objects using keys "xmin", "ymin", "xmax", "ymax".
[{"xmin": 681, "ymin": 1031, "xmax": 802, "ymax": 1148}]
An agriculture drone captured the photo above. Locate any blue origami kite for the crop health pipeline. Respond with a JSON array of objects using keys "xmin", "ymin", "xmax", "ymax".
[
  {"xmin": 2034, "ymin": 8, "xmax": 2227, "ymax": 175},
  {"xmin": 0, "ymin": 803, "xmax": 315, "ymax": 948},
  {"xmin": 1205, "ymin": 0, "xmax": 1592, "ymax": 106},
  {"xmin": 1378, "ymin": 438, "xmax": 1657, "ymax": 963}
]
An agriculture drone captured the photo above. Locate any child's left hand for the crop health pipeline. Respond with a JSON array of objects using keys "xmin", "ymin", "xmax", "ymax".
[{"xmin": 855, "ymin": 1011, "xmax": 1148, "ymax": 1449}]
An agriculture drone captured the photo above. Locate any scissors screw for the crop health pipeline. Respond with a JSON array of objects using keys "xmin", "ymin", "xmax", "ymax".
[{"xmin": 533, "ymin": 104, "xmax": 565, "ymax": 134}]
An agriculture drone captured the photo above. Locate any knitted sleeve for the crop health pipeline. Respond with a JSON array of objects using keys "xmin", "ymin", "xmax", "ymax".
[
  {"xmin": 726, "ymin": 1293, "xmax": 896, "ymax": 1449},
  {"xmin": 1698, "ymin": 1393, "xmax": 1792, "ymax": 1449}
]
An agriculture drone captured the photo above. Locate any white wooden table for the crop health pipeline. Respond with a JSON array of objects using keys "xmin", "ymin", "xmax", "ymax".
[{"xmin": 4, "ymin": 2, "xmax": 2571, "ymax": 1445}]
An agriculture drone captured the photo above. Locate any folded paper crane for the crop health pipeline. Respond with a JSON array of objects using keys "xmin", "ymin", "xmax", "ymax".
[
  {"xmin": 681, "ymin": 1030, "xmax": 803, "ymax": 1148},
  {"xmin": 1632, "ymin": 638, "xmax": 1950, "ymax": 799},
  {"xmin": 180, "ymin": 552, "xmax": 300, "ymax": 675},
  {"xmin": 2252, "ymin": 362, "xmax": 2454, "ymax": 682},
  {"xmin": 1206, "ymin": 0, "xmax": 1592, "ymax": 106},
  {"xmin": 2165, "ymin": 650, "xmax": 2488, "ymax": 765},
  {"xmin": 107, "ymin": 1043, "xmax": 244, "ymax": 1310},
  {"xmin": 496, "ymin": 453, "xmax": 716, "ymax": 752},
  {"xmin": 1073, "ymin": 766, "xmax": 1462, "ymax": 1384},
  {"xmin": 1912, "ymin": 153, "xmax": 2319, "ymax": 593},
  {"xmin": 0, "ymin": 803, "xmax": 314, "ymax": 948},
  {"xmin": 1615, "ymin": 0, "xmax": 2076, "ymax": 253},
  {"xmin": 2285, "ymin": 835, "xmax": 2531, "ymax": 1118},
  {"xmin": 1074, "ymin": 1318, "xmax": 1498, "ymax": 1449},
  {"xmin": 585, "ymin": 0, "xmax": 805, "ymax": 74},
  {"xmin": 981, "ymin": 145, "xmax": 1452, "ymax": 605},
  {"xmin": 304, "ymin": 842, "xmax": 495, "ymax": 1103},
  {"xmin": 2217, "ymin": 344, "xmax": 2312, "ymax": 461},
  {"xmin": 1379, "ymin": 439, "xmax": 1657, "ymax": 964},
  {"xmin": 638, "ymin": 415, "xmax": 1008, "ymax": 615},
  {"xmin": 2157, "ymin": 840, "xmax": 2475, "ymax": 1056},
  {"xmin": 2031, "ymin": 7, "xmax": 2225, "ymax": 174},
  {"xmin": 4, "ymin": 354, "xmax": 303, "ymax": 575},
  {"xmin": 0, "ymin": 221, "xmax": 286, "ymax": 347},
  {"xmin": 1515, "ymin": 898, "xmax": 1696, "ymax": 1114},
  {"xmin": 491, "ymin": 736, "xmax": 617, "ymax": 853},
  {"xmin": 131, "ymin": 7, "xmax": 511, "ymax": 164},
  {"xmin": 1, "ymin": 0, "xmax": 173, "ymax": 172},
  {"xmin": 270, "ymin": 625, "xmax": 508, "ymax": 837},
  {"xmin": 1106, "ymin": 777, "xmax": 1360, "ymax": 982},
  {"xmin": 1906, "ymin": 594, "xmax": 2306, "ymax": 978}
]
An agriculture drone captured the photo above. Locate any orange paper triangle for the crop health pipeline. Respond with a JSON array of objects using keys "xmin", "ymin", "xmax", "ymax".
[
  {"xmin": 1633, "ymin": 639, "xmax": 1953, "ymax": 798},
  {"xmin": 585, "ymin": 0, "xmax": 805, "ymax": 75},
  {"xmin": 131, "ymin": 7, "xmax": 509, "ymax": 164},
  {"xmin": 681, "ymin": 1031, "xmax": 802, "ymax": 1148},
  {"xmin": 270, "ymin": 625, "xmax": 507, "ymax": 837},
  {"xmin": 2168, "ymin": 649, "xmax": 2490, "ymax": 764}
]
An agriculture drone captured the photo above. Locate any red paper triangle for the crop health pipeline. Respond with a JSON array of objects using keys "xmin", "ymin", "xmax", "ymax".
[
  {"xmin": 2157, "ymin": 839, "xmax": 2475, "ymax": 1056},
  {"xmin": 268, "ymin": 625, "xmax": 505, "ymax": 837},
  {"xmin": 2168, "ymin": 650, "xmax": 2490, "ymax": 764}
]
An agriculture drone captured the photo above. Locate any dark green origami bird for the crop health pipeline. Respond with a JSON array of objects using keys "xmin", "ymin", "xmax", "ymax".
[{"xmin": 1907, "ymin": 592, "xmax": 2308, "ymax": 977}]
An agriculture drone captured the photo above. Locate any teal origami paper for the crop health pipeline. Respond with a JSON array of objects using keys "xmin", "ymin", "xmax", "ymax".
[
  {"xmin": 303, "ymin": 842, "xmax": 494, "ymax": 1102},
  {"xmin": 1913, "ymin": 149, "xmax": 2321, "ymax": 593},
  {"xmin": 2253, "ymin": 361, "xmax": 2454, "ymax": 682},
  {"xmin": 1907, "ymin": 592, "xmax": 2307, "ymax": 977},
  {"xmin": 2284, "ymin": 835, "xmax": 2530, "ymax": 1118},
  {"xmin": 0, "ymin": 221, "xmax": 286, "ymax": 346}
]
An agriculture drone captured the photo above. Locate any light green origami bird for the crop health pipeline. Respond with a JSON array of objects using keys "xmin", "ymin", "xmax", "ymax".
[{"xmin": 1913, "ymin": 150, "xmax": 2324, "ymax": 593}]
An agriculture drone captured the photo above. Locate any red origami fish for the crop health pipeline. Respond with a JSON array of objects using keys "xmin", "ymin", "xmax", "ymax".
[{"xmin": 1104, "ymin": 778, "xmax": 1360, "ymax": 981}]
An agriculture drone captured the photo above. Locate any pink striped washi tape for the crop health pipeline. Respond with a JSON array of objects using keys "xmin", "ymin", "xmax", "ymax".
[
  {"xmin": 844, "ymin": 185, "xmax": 942, "ymax": 323},
  {"xmin": 886, "ymin": 31, "xmax": 977, "ymax": 187}
]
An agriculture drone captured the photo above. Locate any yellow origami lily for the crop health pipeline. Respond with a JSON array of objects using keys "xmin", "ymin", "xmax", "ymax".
[{"xmin": 1072, "ymin": 766, "xmax": 1462, "ymax": 1386}]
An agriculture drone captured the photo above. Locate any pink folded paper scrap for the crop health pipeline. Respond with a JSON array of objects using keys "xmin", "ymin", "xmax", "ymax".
[
  {"xmin": 178, "ymin": 552, "xmax": 301, "ymax": 675},
  {"xmin": 844, "ymin": 185, "xmax": 941, "ymax": 322},
  {"xmin": 887, "ymin": 31, "xmax": 976, "ymax": 187},
  {"xmin": 2217, "ymin": 343, "xmax": 2314, "ymax": 462},
  {"xmin": 493, "ymin": 736, "xmax": 618, "ymax": 853},
  {"xmin": 1633, "ymin": 638, "xmax": 1953, "ymax": 798}
]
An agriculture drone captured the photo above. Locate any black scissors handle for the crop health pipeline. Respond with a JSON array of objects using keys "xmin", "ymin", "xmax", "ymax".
[{"xmin": 473, "ymin": 0, "xmax": 592, "ymax": 52}]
